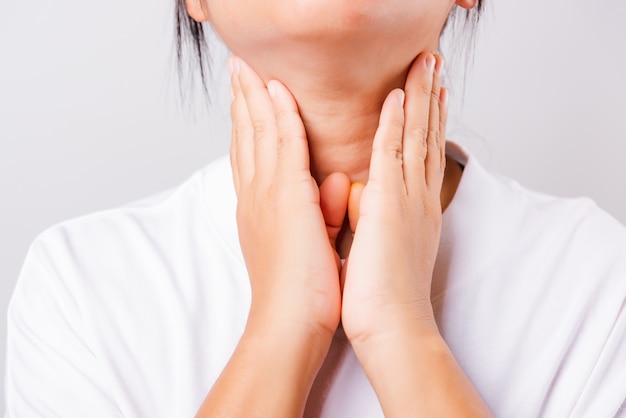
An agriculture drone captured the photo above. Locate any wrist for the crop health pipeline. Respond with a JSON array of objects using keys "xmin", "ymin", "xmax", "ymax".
[
  {"xmin": 350, "ymin": 326, "xmax": 491, "ymax": 418},
  {"xmin": 352, "ymin": 326, "xmax": 445, "ymax": 367},
  {"xmin": 346, "ymin": 304, "xmax": 439, "ymax": 349},
  {"xmin": 199, "ymin": 315, "xmax": 334, "ymax": 417},
  {"xmin": 247, "ymin": 297, "xmax": 339, "ymax": 344},
  {"xmin": 242, "ymin": 317, "xmax": 334, "ymax": 380},
  {"xmin": 352, "ymin": 330, "xmax": 452, "ymax": 417}
]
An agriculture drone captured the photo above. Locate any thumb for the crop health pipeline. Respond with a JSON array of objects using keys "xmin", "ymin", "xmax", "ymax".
[
  {"xmin": 319, "ymin": 172, "xmax": 351, "ymax": 247},
  {"xmin": 348, "ymin": 182, "xmax": 365, "ymax": 233}
]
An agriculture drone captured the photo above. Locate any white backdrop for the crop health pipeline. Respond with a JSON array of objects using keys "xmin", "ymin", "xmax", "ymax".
[{"xmin": 1, "ymin": 0, "xmax": 625, "ymax": 411}]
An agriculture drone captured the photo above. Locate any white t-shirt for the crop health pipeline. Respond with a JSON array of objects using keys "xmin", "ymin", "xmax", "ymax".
[{"xmin": 5, "ymin": 143, "xmax": 626, "ymax": 417}]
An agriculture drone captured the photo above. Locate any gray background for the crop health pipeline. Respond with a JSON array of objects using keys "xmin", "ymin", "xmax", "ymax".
[{"xmin": 1, "ymin": 0, "xmax": 625, "ymax": 411}]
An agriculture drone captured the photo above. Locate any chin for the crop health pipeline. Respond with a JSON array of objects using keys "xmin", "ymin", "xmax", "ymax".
[{"xmin": 211, "ymin": 0, "xmax": 448, "ymax": 46}]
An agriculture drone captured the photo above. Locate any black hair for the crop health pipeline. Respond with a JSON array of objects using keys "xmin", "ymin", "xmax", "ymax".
[
  {"xmin": 175, "ymin": 0, "xmax": 484, "ymax": 96},
  {"xmin": 175, "ymin": 0, "xmax": 210, "ymax": 97}
]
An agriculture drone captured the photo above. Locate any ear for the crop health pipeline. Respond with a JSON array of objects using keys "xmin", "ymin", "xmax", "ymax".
[
  {"xmin": 455, "ymin": 0, "xmax": 478, "ymax": 10},
  {"xmin": 185, "ymin": 0, "xmax": 210, "ymax": 22}
]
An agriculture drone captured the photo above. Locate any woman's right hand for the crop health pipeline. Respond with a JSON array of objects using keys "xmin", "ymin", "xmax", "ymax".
[
  {"xmin": 229, "ymin": 56, "xmax": 348, "ymax": 346},
  {"xmin": 197, "ymin": 57, "xmax": 349, "ymax": 417}
]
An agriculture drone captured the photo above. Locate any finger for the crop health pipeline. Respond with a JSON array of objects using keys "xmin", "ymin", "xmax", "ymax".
[
  {"xmin": 267, "ymin": 79, "xmax": 310, "ymax": 176},
  {"xmin": 424, "ymin": 55, "xmax": 444, "ymax": 189},
  {"xmin": 368, "ymin": 89, "xmax": 406, "ymax": 191},
  {"xmin": 236, "ymin": 57, "xmax": 278, "ymax": 185},
  {"xmin": 229, "ymin": 74, "xmax": 240, "ymax": 195},
  {"xmin": 230, "ymin": 57, "xmax": 255, "ymax": 191},
  {"xmin": 439, "ymin": 87, "xmax": 449, "ymax": 173},
  {"xmin": 402, "ymin": 53, "xmax": 436, "ymax": 190},
  {"xmin": 319, "ymin": 172, "xmax": 351, "ymax": 247},
  {"xmin": 348, "ymin": 182, "xmax": 364, "ymax": 233}
]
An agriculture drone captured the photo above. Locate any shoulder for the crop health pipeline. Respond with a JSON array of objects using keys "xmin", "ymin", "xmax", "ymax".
[
  {"xmin": 13, "ymin": 154, "xmax": 239, "ymax": 309},
  {"xmin": 32, "ymin": 155, "xmax": 233, "ymax": 262},
  {"xmin": 491, "ymin": 168, "xmax": 626, "ymax": 263},
  {"xmin": 440, "ymin": 144, "xmax": 626, "ymax": 417},
  {"xmin": 6, "ymin": 155, "xmax": 238, "ymax": 417},
  {"xmin": 441, "ymin": 141, "xmax": 626, "ymax": 309},
  {"xmin": 450, "ymin": 141, "xmax": 626, "ymax": 261}
]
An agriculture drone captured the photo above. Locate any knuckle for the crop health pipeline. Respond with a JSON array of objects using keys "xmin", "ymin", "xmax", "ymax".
[
  {"xmin": 428, "ymin": 128, "xmax": 440, "ymax": 146},
  {"xmin": 273, "ymin": 106, "xmax": 291, "ymax": 125},
  {"xmin": 373, "ymin": 140, "xmax": 403, "ymax": 161},
  {"xmin": 407, "ymin": 124, "xmax": 429, "ymax": 143},
  {"xmin": 276, "ymin": 136, "xmax": 290, "ymax": 157},
  {"xmin": 251, "ymin": 118, "xmax": 270, "ymax": 139},
  {"xmin": 419, "ymin": 83, "xmax": 432, "ymax": 97},
  {"xmin": 430, "ymin": 88, "xmax": 441, "ymax": 103},
  {"xmin": 277, "ymin": 128, "xmax": 306, "ymax": 154}
]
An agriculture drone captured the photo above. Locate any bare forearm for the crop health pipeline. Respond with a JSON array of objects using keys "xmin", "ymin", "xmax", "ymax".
[
  {"xmin": 353, "ymin": 330, "xmax": 492, "ymax": 418},
  {"xmin": 196, "ymin": 326, "xmax": 330, "ymax": 418}
]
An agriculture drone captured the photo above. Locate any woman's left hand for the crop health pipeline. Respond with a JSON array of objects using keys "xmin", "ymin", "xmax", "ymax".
[
  {"xmin": 340, "ymin": 54, "xmax": 492, "ymax": 417},
  {"xmin": 341, "ymin": 52, "xmax": 447, "ymax": 346}
]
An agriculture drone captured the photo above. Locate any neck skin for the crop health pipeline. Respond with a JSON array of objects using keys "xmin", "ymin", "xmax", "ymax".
[
  {"xmin": 202, "ymin": 0, "xmax": 463, "ymax": 206},
  {"xmin": 295, "ymin": 69, "xmax": 407, "ymax": 186},
  {"xmin": 291, "ymin": 69, "xmax": 463, "ymax": 257},
  {"xmin": 240, "ymin": 44, "xmax": 463, "ymax": 258},
  {"xmin": 268, "ymin": 57, "xmax": 462, "ymax": 213},
  {"xmin": 207, "ymin": 0, "xmax": 462, "ymax": 205}
]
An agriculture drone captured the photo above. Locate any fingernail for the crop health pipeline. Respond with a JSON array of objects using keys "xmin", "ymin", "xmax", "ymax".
[
  {"xmin": 267, "ymin": 80, "xmax": 277, "ymax": 98},
  {"xmin": 230, "ymin": 87, "xmax": 235, "ymax": 102},
  {"xmin": 396, "ymin": 89, "xmax": 406, "ymax": 107},
  {"xmin": 435, "ymin": 55, "xmax": 445, "ymax": 76},
  {"xmin": 227, "ymin": 56, "xmax": 234, "ymax": 74},
  {"xmin": 440, "ymin": 87, "xmax": 449, "ymax": 107},
  {"xmin": 426, "ymin": 54, "xmax": 436, "ymax": 73}
]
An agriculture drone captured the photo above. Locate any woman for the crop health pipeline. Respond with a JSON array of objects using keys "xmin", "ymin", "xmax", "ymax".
[{"xmin": 5, "ymin": 0, "xmax": 626, "ymax": 417}]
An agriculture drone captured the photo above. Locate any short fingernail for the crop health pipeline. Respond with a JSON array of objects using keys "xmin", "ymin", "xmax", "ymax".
[
  {"xmin": 230, "ymin": 87, "xmax": 235, "ymax": 102},
  {"xmin": 435, "ymin": 55, "xmax": 445, "ymax": 76},
  {"xmin": 267, "ymin": 80, "xmax": 277, "ymax": 98},
  {"xmin": 426, "ymin": 54, "xmax": 436, "ymax": 73},
  {"xmin": 440, "ymin": 87, "xmax": 449, "ymax": 107},
  {"xmin": 396, "ymin": 89, "xmax": 405, "ymax": 107}
]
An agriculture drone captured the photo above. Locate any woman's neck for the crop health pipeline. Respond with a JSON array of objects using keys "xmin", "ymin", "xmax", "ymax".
[
  {"xmin": 267, "ymin": 62, "xmax": 462, "ymax": 215},
  {"xmin": 273, "ymin": 61, "xmax": 410, "ymax": 185},
  {"xmin": 244, "ymin": 47, "xmax": 463, "ymax": 213}
]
